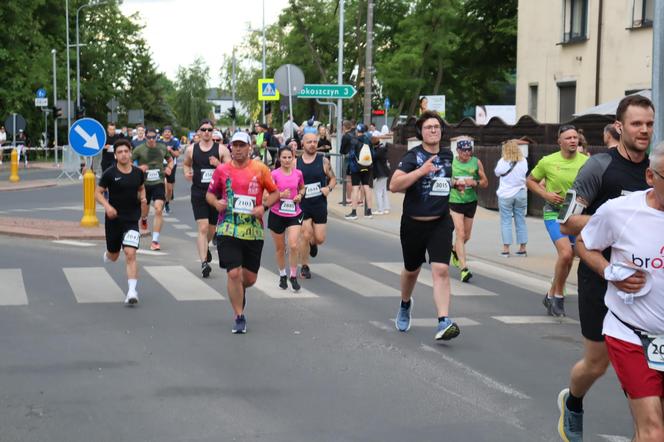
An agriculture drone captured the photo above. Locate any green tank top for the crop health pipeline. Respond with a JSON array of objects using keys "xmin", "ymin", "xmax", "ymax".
[{"xmin": 450, "ymin": 156, "xmax": 479, "ymax": 203}]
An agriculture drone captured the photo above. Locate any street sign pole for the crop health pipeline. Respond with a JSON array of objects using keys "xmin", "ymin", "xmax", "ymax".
[
  {"xmin": 653, "ymin": 0, "xmax": 664, "ymax": 147},
  {"xmin": 338, "ymin": 0, "xmax": 346, "ymax": 205},
  {"xmin": 287, "ymin": 65, "xmax": 294, "ymax": 126},
  {"xmin": 261, "ymin": 0, "xmax": 266, "ymax": 123},
  {"xmin": 52, "ymin": 49, "xmax": 59, "ymax": 166},
  {"xmin": 12, "ymin": 114, "xmax": 16, "ymax": 147}
]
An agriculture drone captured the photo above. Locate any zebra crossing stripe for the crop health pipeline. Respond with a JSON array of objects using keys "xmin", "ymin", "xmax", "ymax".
[
  {"xmin": 63, "ymin": 267, "xmax": 125, "ymax": 303},
  {"xmin": 0, "ymin": 269, "xmax": 29, "ymax": 306},
  {"xmin": 171, "ymin": 224, "xmax": 191, "ymax": 230},
  {"xmin": 314, "ymin": 263, "xmax": 400, "ymax": 297},
  {"xmin": 144, "ymin": 266, "xmax": 225, "ymax": 301},
  {"xmin": 491, "ymin": 315, "xmax": 579, "ymax": 325},
  {"xmin": 163, "ymin": 217, "xmax": 180, "ymax": 223},
  {"xmin": 253, "ymin": 268, "xmax": 319, "ymax": 299},
  {"xmin": 372, "ymin": 262, "xmax": 497, "ymax": 296},
  {"xmin": 410, "ymin": 317, "xmax": 480, "ymax": 327},
  {"xmin": 185, "ymin": 232, "xmax": 198, "ymax": 238},
  {"xmin": 468, "ymin": 260, "xmax": 577, "ymax": 296}
]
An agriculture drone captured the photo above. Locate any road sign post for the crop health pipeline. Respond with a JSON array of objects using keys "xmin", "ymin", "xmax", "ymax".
[
  {"xmin": 274, "ymin": 64, "xmax": 305, "ymax": 125},
  {"xmin": 297, "ymin": 84, "xmax": 357, "ymax": 100},
  {"xmin": 258, "ymin": 79, "xmax": 280, "ymax": 101},
  {"xmin": 69, "ymin": 118, "xmax": 105, "ymax": 228}
]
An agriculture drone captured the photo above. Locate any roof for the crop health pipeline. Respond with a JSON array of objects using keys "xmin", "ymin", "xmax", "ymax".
[{"xmin": 206, "ymin": 88, "xmax": 233, "ymax": 101}]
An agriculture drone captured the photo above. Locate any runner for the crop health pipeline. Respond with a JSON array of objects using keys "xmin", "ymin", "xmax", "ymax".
[
  {"xmin": 132, "ymin": 127, "xmax": 173, "ymax": 251},
  {"xmin": 100, "ymin": 122, "xmax": 122, "ymax": 173},
  {"xmin": 269, "ymin": 146, "xmax": 305, "ymax": 292},
  {"xmin": 556, "ymin": 94, "xmax": 654, "ymax": 442},
  {"xmin": 95, "ymin": 139, "xmax": 146, "ymax": 305},
  {"xmin": 183, "ymin": 119, "xmax": 231, "ymax": 278},
  {"xmin": 526, "ymin": 125, "xmax": 588, "ymax": 317},
  {"xmin": 449, "ymin": 138, "xmax": 488, "ymax": 282},
  {"xmin": 575, "ymin": 144, "xmax": 664, "ymax": 442},
  {"xmin": 161, "ymin": 126, "xmax": 180, "ymax": 214},
  {"xmin": 389, "ymin": 110, "xmax": 464, "ymax": 341},
  {"xmin": 297, "ymin": 132, "xmax": 337, "ymax": 279},
  {"xmin": 206, "ymin": 131, "xmax": 279, "ymax": 334}
]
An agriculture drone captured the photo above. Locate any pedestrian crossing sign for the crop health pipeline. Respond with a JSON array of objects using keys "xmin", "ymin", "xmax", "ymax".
[{"xmin": 258, "ymin": 79, "xmax": 280, "ymax": 101}]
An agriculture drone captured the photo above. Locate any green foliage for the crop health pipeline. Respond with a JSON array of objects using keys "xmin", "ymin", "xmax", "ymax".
[{"xmin": 173, "ymin": 58, "xmax": 212, "ymax": 132}]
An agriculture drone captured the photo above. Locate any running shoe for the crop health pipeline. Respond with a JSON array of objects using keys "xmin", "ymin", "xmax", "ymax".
[
  {"xmin": 164, "ymin": 202, "xmax": 170, "ymax": 214},
  {"xmin": 395, "ymin": 299, "xmax": 412, "ymax": 332},
  {"xmin": 450, "ymin": 249, "xmax": 460, "ymax": 268},
  {"xmin": 232, "ymin": 315, "xmax": 247, "ymax": 334},
  {"xmin": 300, "ymin": 265, "xmax": 312, "ymax": 279},
  {"xmin": 460, "ymin": 267, "xmax": 472, "ymax": 283},
  {"xmin": 309, "ymin": 243, "xmax": 318, "ymax": 258},
  {"xmin": 206, "ymin": 249, "xmax": 212, "ymax": 263},
  {"xmin": 557, "ymin": 388, "xmax": 583, "ymax": 442},
  {"xmin": 344, "ymin": 210, "xmax": 358, "ymax": 220},
  {"xmin": 103, "ymin": 251, "xmax": 111, "ymax": 264},
  {"xmin": 515, "ymin": 250, "xmax": 527, "ymax": 257},
  {"xmin": 373, "ymin": 210, "xmax": 384, "ymax": 215},
  {"xmin": 364, "ymin": 208, "xmax": 373, "ymax": 219},
  {"xmin": 289, "ymin": 277, "xmax": 301, "ymax": 292},
  {"xmin": 500, "ymin": 252, "xmax": 510, "ymax": 258},
  {"xmin": 279, "ymin": 275, "xmax": 288, "ymax": 290},
  {"xmin": 140, "ymin": 218, "xmax": 148, "ymax": 231},
  {"xmin": 552, "ymin": 296, "xmax": 566, "ymax": 317},
  {"xmin": 543, "ymin": 295, "xmax": 553, "ymax": 316},
  {"xmin": 124, "ymin": 290, "xmax": 139, "ymax": 305},
  {"xmin": 150, "ymin": 241, "xmax": 160, "ymax": 251},
  {"xmin": 201, "ymin": 261, "xmax": 211, "ymax": 278},
  {"xmin": 435, "ymin": 318, "xmax": 460, "ymax": 341}
]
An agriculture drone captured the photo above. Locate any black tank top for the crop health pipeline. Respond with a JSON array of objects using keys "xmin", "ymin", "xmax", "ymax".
[
  {"xmin": 191, "ymin": 142, "xmax": 220, "ymax": 194},
  {"xmin": 297, "ymin": 153, "xmax": 327, "ymax": 207}
]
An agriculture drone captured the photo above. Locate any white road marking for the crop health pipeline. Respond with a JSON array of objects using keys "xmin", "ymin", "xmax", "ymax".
[
  {"xmin": 314, "ymin": 263, "xmax": 400, "ymax": 297},
  {"xmin": 144, "ymin": 265, "xmax": 225, "ymax": 301},
  {"xmin": 185, "ymin": 232, "xmax": 199, "ymax": 238},
  {"xmin": 492, "ymin": 315, "xmax": 579, "ymax": 325},
  {"xmin": 368, "ymin": 320, "xmax": 392, "ymax": 332},
  {"xmin": 163, "ymin": 217, "xmax": 180, "ymax": 223},
  {"xmin": 254, "ymin": 269, "xmax": 319, "ymax": 299},
  {"xmin": 136, "ymin": 249, "xmax": 168, "ymax": 256},
  {"xmin": 468, "ymin": 260, "xmax": 577, "ymax": 296},
  {"xmin": 597, "ymin": 435, "xmax": 631, "ymax": 442},
  {"xmin": 63, "ymin": 267, "xmax": 125, "ymax": 303},
  {"xmin": 171, "ymin": 224, "xmax": 191, "ymax": 230},
  {"xmin": 372, "ymin": 262, "xmax": 498, "ymax": 296},
  {"xmin": 410, "ymin": 317, "xmax": 480, "ymax": 327},
  {"xmin": 53, "ymin": 240, "xmax": 96, "ymax": 247},
  {"xmin": 0, "ymin": 269, "xmax": 29, "ymax": 305}
]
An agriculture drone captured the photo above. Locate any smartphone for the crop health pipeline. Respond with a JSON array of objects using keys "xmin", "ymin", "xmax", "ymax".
[{"xmin": 556, "ymin": 189, "xmax": 577, "ymax": 223}]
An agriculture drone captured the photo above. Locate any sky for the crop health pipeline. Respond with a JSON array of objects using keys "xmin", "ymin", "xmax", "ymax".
[{"xmin": 119, "ymin": 0, "xmax": 290, "ymax": 85}]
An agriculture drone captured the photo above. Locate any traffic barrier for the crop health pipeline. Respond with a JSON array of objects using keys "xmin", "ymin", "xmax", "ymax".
[
  {"xmin": 80, "ymin": 168, "xmax": 99, "ymax": 227},
  {"xmin": 9, "ymin": 148, "xmax": 20, "ymax": 182}
]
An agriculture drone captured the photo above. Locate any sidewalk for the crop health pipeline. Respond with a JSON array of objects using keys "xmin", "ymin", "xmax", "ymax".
[
  {"xmin": 326, "ymin": 186, "xmax": 578, "ymax": 287},
  {"xmin": 0, "ymin": 216, "xmax": 104, "ymax": 240},
  {"xmin": 0, "ymin": 161, "xmax": 76, "ymax": 192}
]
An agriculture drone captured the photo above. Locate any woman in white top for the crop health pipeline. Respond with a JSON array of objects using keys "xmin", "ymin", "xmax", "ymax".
[{"xmin": 494, "ymin": 140, "xmax": 529, "ymax": 257}]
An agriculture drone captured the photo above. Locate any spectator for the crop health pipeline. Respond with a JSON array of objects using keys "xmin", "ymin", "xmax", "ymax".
[
  {"xmin": 372, "ymin": 136, "xmax": 391, "ymax": 215},
  {"xmin": 0, "ymin": 126, "xmax": 6, "ymax": 165},
  {"xmin": 317, "ymin": 125, "xmax": 332, "ymax": 156},
  {"xmin": 494, "ymin": 139, "xmax": 528, "ymax": 257},
  {"xmin": 344, "ymin": 123, "xmax": 374, "ymax": 220},
  {"xmin": 303, "ymin": 117, "xmax": 317, "ymax": 135},
  {"xmin": 603, "ymin": 123, "xmax": 620, "ymax": 149},
  {"xmin": 283, "ymin": 116, "xmax": 299, "ymax": 141}
]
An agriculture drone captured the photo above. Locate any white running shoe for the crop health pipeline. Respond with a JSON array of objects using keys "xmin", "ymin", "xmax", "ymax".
[
  {"xmin": 124, "ymin": 290, "xmax": 139, "ymax": 305},
  {"xmin": 103, "ymin": 251, "xmax": 111, "ymax": 264}
]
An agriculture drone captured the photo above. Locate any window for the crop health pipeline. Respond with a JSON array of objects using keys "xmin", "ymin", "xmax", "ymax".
[
  {"xmin": 528, "ymin": 84, "xmax": 538, "ymax": 119},
  {"xmin": 214, "ymin": 105, "xmax": 222, "ymax": 114},
  {"xmin": 558, "ymin": 82, "xmax": 576, "ymax": 123},
  {"xmin": 562, "ymin": 0, "xmax": 588, "ymax": 43},
  {"xmin": 631, "ymin": 0, "xmax": 653, "ymax": 28}
]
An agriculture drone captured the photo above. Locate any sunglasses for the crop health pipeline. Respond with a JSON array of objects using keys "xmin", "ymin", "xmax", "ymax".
[
  {"xmin": 146, "ymin": 135, "xmax": 157, "ymax": 140},
  {"xmin": 200, "ymin": 127, "xmax": 214, "ymax": 132},
  {"xmin": 558, "ymin": 124, "xmax": 577, "ymax": 136}
]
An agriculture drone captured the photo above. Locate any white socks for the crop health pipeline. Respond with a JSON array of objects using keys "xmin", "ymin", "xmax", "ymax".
[
  {"xmin": 279, "ymin": 269, "xmax": 287, "ymax": 276},
  {"xmin": 128, "ymin": 279, "xmax": 137, "ymax": 292},
  {"xmin": 152, "ymin": 232, "xmax": 160, "ymax": 242}
]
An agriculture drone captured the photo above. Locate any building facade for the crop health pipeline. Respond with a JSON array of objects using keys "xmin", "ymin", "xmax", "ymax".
[{"xmin": 516, "ymin": 0, "xmax": 653, "ymax": 122}]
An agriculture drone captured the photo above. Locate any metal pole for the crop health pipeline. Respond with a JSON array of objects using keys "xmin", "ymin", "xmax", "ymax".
[
  {"xmin": 337, "ymin": 0, "xmax": 346, "ymax": 205},
  {"xmin": 52, "ymin": 49, "xmax": 58, "ymax": 166},
  {"xmin": 232, "ymin": 49, "xmax": 237, "ymax": 132},
  {"xmin": 287, "ymin": 65, "xmax": 294, "ymax": 125},
  {"xmin": 65, "ymin": 0, "xmax": 72, "ymax": 137},
  {"xmin": 653, "ymin": 0, "xmax": 664, "ymax": 147},
  {"xmin": 262, "ymin": 0, "xmax": 266, "ymax": 123},
  {"xmin": 363, "ymin": 0, "xmax": 374, "ymax": 125},
  {"xmin": 76, "ymin": 5, "xmax": 83, "ymax": 109},
  {"xmin": 12, "ymin": 114, "xmax": 16, "ymax": 147}
]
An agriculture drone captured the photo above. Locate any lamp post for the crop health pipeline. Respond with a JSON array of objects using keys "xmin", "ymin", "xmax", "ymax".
[
  {"xmin": 52, "ymin": 49, "xmax": 58, "ymax": 166},
  {"xmin": 262, "ymin": 0, "xmax": 266, "ymax": 123},
  {"xmin": 76, "ymin": 0, "xmax": 108, "ymax": 110}
]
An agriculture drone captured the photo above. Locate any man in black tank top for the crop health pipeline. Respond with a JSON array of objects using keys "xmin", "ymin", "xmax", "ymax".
[
  {"xmin": 183, "ymin": 119, "xmax": 231, "ymax": 278},
  {"xmin": 555, "ymin": 94, "xmax": 654, "ymax": 442},
  {"xmin": 296, "ymin": 132, "xmax": 336, "ymax": 279}
]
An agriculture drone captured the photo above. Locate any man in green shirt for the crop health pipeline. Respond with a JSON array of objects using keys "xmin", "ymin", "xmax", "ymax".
[
  {"xmin": 132, "ymin": 127, "xmax": 173, "ymax": 251},
  {"xmin": 526, "ymin": 125, "xmax": 588, "ymax": 317}
]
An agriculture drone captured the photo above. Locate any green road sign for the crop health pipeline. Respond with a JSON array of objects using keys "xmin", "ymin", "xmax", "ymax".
[{"xmin": 298, "ymin": 84, "xmax": 357, "ymax": 99}]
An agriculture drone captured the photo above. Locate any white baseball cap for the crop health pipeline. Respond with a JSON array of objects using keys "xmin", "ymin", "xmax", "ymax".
[{"xmin": 230, "ymin": 132, "xmax": 251, "ymax": 145}]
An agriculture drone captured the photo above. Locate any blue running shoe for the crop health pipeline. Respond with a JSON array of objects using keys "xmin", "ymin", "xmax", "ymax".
[
  {"xmin": 232, "ymin": 315, "xmax": 247, "ymax": 334},
  {"xmin": 395, "ymin": 299, "xmax": 412, "ymax": 332},
  {"xmin": 557, "ymin": 388, "xmax": 582, "ymax": 442},
  {"xmin": 435, "ymin": 318, "xmax": 460, "ymax": 341}
]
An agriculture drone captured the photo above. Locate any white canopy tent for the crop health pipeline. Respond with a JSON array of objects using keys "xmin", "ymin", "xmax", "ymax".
[{"xmin": 573, "ymin": 90, "xmax": 651, "ymax": 116}]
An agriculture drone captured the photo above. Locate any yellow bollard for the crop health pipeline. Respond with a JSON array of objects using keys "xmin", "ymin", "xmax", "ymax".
[
  {"xmin": 80, "ymin": 168, "xmax": 99, "ymax": 227},
  {"xmin": 9, "ymin": 148, "xmax": 20, "ymax": 182}
]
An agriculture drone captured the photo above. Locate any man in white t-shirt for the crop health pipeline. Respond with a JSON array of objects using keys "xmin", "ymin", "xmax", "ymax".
[{"xmin": 577, "ymin": 142, "xmax": 664, "ymax": 441}]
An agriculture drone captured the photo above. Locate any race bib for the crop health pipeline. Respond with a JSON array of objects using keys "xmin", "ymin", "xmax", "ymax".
[
  {"xmin": 305, "ymin": 182, "xmax": 322, "ymax": 198},
  {"xmin": 279, "ymin": 199, "xmax": 296, "ymax": 214},
  {"xmin": 201, "ymin": 169, "xmax": 214, "ymax": 184},
  {"xmin": 430, "ymin": 177, "xmax": 451, "ymax": 196},
  {"xmin": 146, "ymin": 169, "xmax": 160, "ymax": 181},
  {"xmin": 233, "ymin": 195, "xmax": 256, "ymax": 214},
  {"xmin": 638, "ymin": 335, "xmax": 664, "ymax": 372},
  {"xmin": 122, "ymin": 230, "xmax": 140, "ymax": 248}
]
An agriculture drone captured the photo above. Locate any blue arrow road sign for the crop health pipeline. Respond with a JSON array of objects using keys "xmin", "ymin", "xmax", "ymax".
[
  {"xmin": 384, "ymin": 97, "xmax": 391, "ymax": 109},
  {"xmin": 36, "ymin": 88, "xmax": 47, "ymax": 98},
  {"xmin": 69, "ymin": 118, "xmax": 106, "ymax": 157}
]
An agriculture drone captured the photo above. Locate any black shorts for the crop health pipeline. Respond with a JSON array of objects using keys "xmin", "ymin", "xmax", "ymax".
[
  {"xmin": 400, "ymin": 215, "xmax": 453, "ymax": 272},
  {"xmin": 301, "ymin": 202, "xmax": 327, "ymax": 224},
  {"xmin": 217, "ymin": 235, "xmax": 263, "ymax": 273},
  {"xmin": 578, "ymin": 261, "xmax": 608, "ymax": 342},
  {"xmin": 191, "ymin": 192, "xmax": 218, "ymax": 225},
  {"xmin": 105, "ymin": 218, "xmax": 140, "ymax": 253},
  {"xmin": 351, "ymin": 169, "xmax": 372, "ymax": 186},
  {"xmin": 268, "ymin": 210, "xmax": 303, "ymax": 234},
  {"xmin": 165, "ymin": 164, "xmax": 177, "ymax": 184},
  {"xmin": 449, "ymin": 201, "xmax": 478, "ymax": 219},
  {"xmin": 145, "ymin": 183, "xmax": 166, "ymax": 203}
]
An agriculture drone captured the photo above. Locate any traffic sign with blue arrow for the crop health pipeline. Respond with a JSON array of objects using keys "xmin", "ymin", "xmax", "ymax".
[
  {"xmin": 69, "ymin": 118, "xmax": 106, "ymax": 157},
  {"xmin": 384, "ymin": 97, "xmax": 391, "ymax": 109},
  {"xmin": 36, "ymin": 88, "xmax": 47, "ymax": 98}
]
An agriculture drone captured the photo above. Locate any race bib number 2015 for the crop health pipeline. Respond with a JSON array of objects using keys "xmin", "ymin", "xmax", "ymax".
[{"xmin": 430, "ymin": 177, "xmax": 451, "ymax": 196}]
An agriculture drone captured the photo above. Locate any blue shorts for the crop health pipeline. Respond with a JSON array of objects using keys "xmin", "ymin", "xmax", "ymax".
[{"xmin": 544, "ymin": 219, "xmax": 575, "ymax": 245}]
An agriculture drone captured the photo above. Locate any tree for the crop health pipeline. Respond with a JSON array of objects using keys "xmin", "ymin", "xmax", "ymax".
[{"xmin": 174, "ymin": 58, "xmax": 211, "ymax": 131}]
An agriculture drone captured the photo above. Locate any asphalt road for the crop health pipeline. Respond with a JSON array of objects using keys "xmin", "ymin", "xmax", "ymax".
[{"xmin": 0, "ymin": 173, "xmax": 633, "ymax": 441}]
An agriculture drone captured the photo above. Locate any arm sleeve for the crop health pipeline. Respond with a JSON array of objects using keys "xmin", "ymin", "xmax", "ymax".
[
  {"xmin": 494, "ymin": 159, "xmax": 510, "ymax": 176},
  {"xmin": 298, "ymin": 170, "xmax": 305, "ymax": 187},
  {"xmin": 580, "ymin": 201, "xmax": 616, "ymax": 251},
  {"xmin": 262, "ymin": 165, "xmax": 278, "ymax": 193},
  {"xmin": 529, "ymin": 157, "xmax": 546, "ymax": 181},
  {"xmin": 396, "ymin": 150, "xmax": 417, "ymax": 173},
  {"xmin": 98, "ymin": 169, "xmax": 110, "ymax": 188},
  {"xmin": 572, "ymin": 153, "xmax": 611, "ymax": 204},
  {"xmin": 207, "ymin": 168, "xmax": 223, "ymax": 196}
]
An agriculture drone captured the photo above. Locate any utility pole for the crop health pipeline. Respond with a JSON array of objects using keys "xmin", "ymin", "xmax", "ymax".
[
  {"xmin": 65, "ymin": 0, "xmax": 72, "ymax": 137},
  {"xmin": 336, "ymin": 0, "xmax": 344, "ymax": 148},
  {"xmin": 262, "ymin": 0, "xmax": 266, "ymax": 123},
  {"xmin": 653, "ymin": 0, "xmax": 664, "ymax": 147},
  {"xmin": 362, "ymin": 0, "xmax": 374, "ymax": 125},
  {"xmin": 52, "ymin": 49, "xmax": 59, "ymax": 165},
  {"xmin": 232, "ymin": 49, "xmax": 237, "ymax": 132}
]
